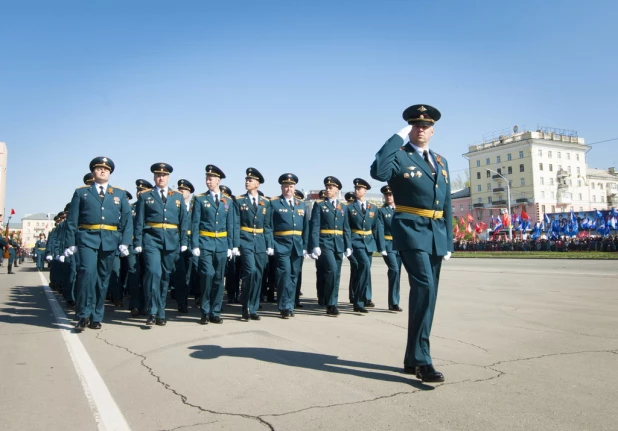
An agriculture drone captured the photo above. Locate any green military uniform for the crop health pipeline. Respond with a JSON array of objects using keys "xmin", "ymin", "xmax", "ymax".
[
  {"xmin": 34, "ymin": 236, "xmax": 47, "ymax": 271},
  {"xmin": 370, "ymin": 104, "xmax": 452, "ymax": 383},
  {"xmin": 171, "ymin": 179, "xmax": 195, "ymax": 313},
  {"xmin": 65, "ymin": 157, "xmax": 133, "ymax": 330},
  {"xmin": 376, "ymin": 185, "xmax": 403, "ymax": 311},
  {"xmin": 191, "ymin": 165, "xmax": 233, "ymax": 324},
  {"xmin": 233, "ymin": 168, "xmax": 273, "ymax": 320},
  {"xmin": 270, "ymin": 173, "xmax": 310, "ymax": 318},
  {"xmin": 133, "ymin": 163, "xmax": 189, "ymax": 325},
  {"xmin": 308, "ymin": 177, "xmax": 352, "ymax": 315}
]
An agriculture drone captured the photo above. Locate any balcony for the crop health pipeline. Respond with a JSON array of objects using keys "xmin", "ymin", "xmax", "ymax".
[
  {"xmin": 493, "ymin": 187, "xmax": 505, "ymax": 193},
  {"xmin": 493, "ymin": 200, "xmax": 507, "ymax": 206},
  {"xmin": 557, "ymin": 183, "xmax": 569, "ymax": 190},
  {"xmin": 472, "ymin": 203, "xmax": 485, "ymax": 208},
  {"xmin": 557, "ymin": 169, "xmax": 568, "ymax": 178},
  {"xmin": 516, "ymin": 198, "xmax": 532, "ymax": 204},
  {"xmin": 492, "ymin": 174, "xmax": 504, "ymax": 180}
]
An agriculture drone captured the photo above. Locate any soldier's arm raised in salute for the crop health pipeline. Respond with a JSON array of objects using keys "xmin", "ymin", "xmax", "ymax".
[{"xmin": 370, "ymin": 126, "xmax": 412, "ymax": 182}]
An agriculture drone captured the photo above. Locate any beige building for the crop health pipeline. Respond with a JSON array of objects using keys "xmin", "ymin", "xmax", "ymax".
[
  {"xmin": 22, "ymin": 213, "xmax": 57, "ymax": 249},
  {"xmin": 463, "ymin": 126, "xmax": 617, "ymax": 225},
  {"xmin": 0, "ymin": 142, "xmax": 7, "ymax": 225}
]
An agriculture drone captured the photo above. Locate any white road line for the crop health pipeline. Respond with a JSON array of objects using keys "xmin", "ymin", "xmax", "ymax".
[{"xmin": 38, "ymin": 271, "xmax": 131, "ymax": 431}]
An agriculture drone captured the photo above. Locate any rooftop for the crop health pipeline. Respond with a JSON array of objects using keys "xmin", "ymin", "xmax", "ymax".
[
  {"xmin": 465, "ymin": 129, "xmax": 587, "ymax": 156},
  {"xmin": 587, "ymin": 168, "xmax": 618, "ymax": 181},
  {"xmin": 451, "ymin": 187, "xmax": 471, "ymax": 199},
  {"xmin": 22, "ymin": 213, "xmax": 57, "ymax": 221}
]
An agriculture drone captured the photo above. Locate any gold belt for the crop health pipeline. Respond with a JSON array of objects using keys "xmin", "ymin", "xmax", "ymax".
[
  {"xmin": 274, "ymin": 230, "xmax": 303, "ymax": 236},
  {"xmin": 146, "ymin": 222, "xmax": 178, "ymax": 229},
  {"xmin": 37, "ymin": 248, "xmax": 47, "ymax": 250},
  {"xmin": 78, "ymin": 224, "xmax": 118, "ymax": 231},
  {"xmin": 384, "ymin": 235, "xmax": 393, "ymax": 240},
  {"xmin": 351, "ymin": 229, "xmax": 372, "ymax": 235},
  {"xmin": 395, "ymin": 205, "xmax": 443, "ymax": 220},
  {"xmin": 320, "ymin": 229, "xmax": 343, "ymax": 235},
  {"xmin": 199, "ymin": 230, "xmax": 228, "ymax": 238},
  {"xmin": 240, "ymin": 226, "xmax": 264, "ymax": 234}
]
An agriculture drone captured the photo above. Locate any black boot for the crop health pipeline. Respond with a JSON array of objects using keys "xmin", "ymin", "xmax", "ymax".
[{"xmin": 8, "ymin": 264, "xmax": 14, "ymax": 274}]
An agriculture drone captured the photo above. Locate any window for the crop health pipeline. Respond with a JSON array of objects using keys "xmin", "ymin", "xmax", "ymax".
[
  {"xmin": 549, "ymin": 164, "xmax": 553, "ymax": 172},
  {"xmin": 519, "ymin": 151, "xmax": 524, "ymax": 158},
  {"xmin": 487, "ymin": 196, "xmax": 492, "ymax": 203},
  {"xmin": 476, "ymin": 172, "xmax": 481, "ymax": 180},
  {"xmin": 540, "ymin": 177, "xmax": 544, "ymax": 185},
  {"xmin": 497, "ymin": 156, "xmax": 501, "ymax": 163},
  {"xmin": 520, "ymin": 178, "xmax": 525, "ymax": 186},
  {"xmin": 486, "ymin": 183, "xmax": 491, "ymax": 191},
  {"xmin": 460, "ymin": 205, "xmax": 464, "ymax": 211},
  {"xmin": 548, "ymin": 151, "xmax": 552, "ymax": 158},
  {"xmin": 469, "ymin": 204, "xmax": 473, "ymax": 210},
  {"xmin": 569, "ymin": 179, "xmax": 572, "ymax": 186},
  {"xmin": 592, "ymin": 195, "xmax": 596, "ymax": 202},
  {"xmin": 519, "ymin": 164, "xmax": 524, "ymax": 172},
  {"xmin": 577, "ymin": 180, "xmax": 581, "ymax": 187},
  {"xmin": 550, "ymin": 178, "xmax": 554, "ymax": 185},
  {"xmin": 477, "ymin": 198, "xmax": 482, "ymax": 204},
  {"xmin": 476, "ymin": 160, "xmax": 481, "ymax": 167},
  {"xmin": 600, "ymin": 183, "xmax": 604, "ymax": 190},
  {"xmin": 551, "ymin": 205, "xmax": 555, "ymax": 212},
  {"xmin": 538, "ymin": 149, "xmax": 543, "ymax": 156},
  {"xmin": 577, "ymin": 167, "xmax": 580, "ymax": 175},
  {"xmin": 509, "ymin": 180, "xmax": 513, "ymax": 187},
  {"xmin": 486, "ymin": 171, "xmax": 491, "ymax": 178},
  {"xmin": 541, "ymin": 191, "xmax": 545, "ymax": 198},
  {"xmin": 557, "ymin": 152, "xmax": 561, "ymax": 159},
  {"xmin": 576, "ymin": 154, "xmax": 580, "ymax": 161},
  {"xmin": 508, "ymin": 166, "xmax": 513, "ymax": 174},
  {"xmin": 539, "ymin": 163, "xmax": 543, "ymax": 170},
  {"xmin": 477, "ymin": 185, "xmax": 482, "ymax": 192},
  {"xmin": 542, "ymin": 205, "xmax": 546, "ymax": 213},
  {"xmin": 486, "ymin": 158, "xmax": 490, "ymax": 165},
  {"xmin": 566, "ymin": 153, "xmax": 570, "ymax": 160},
  {"xmin": 507, "ymin": 153, "xmax": 512, "ymax": 161},
  {"xmin": 452, "ymin": 206, "xmax": 455, "ymax": 212},
  {"xmin": 497, "ymin": 168, "xmax": 502, "ymax": 174},
  {"xmin": 578, "ymin": 193, "xmax": 582, "ymax": 200},
  {"xmin": 592, "ymin": 183, "xmax": 595, "ymax": 190}
]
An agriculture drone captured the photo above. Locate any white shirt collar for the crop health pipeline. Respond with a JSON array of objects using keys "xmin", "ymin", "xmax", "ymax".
[
  {"xmin": 156, "ymin": 186, "xmax": 168, "ymax": 195},
  {"xmin": 95, "ymin": 182, "xmax": 108, "ymax": 192}
]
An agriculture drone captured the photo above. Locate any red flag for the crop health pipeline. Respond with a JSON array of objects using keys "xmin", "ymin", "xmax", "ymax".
[
  {"xmin": 466, "ymin": 223, "xmax": 472, "ymax": 233},
  {"xmin": 502, "ymin": 213, "xmax": 510, "ymax": 226},
  {"xmin": 453, "ymin": 224, "xmax": 460, "ymax": 235},
  {"xmin": 459, "ymin": 216, "xmax": 465, "ymax": 226},
  {"xmin": 10, "ymin": 209, "xmax": 15, "ymax": 215},
  {"xmin": 521, "ymin": 210, "xmax": 530, "ymax": 220},
  {"xmin": 475, "ymin": 223, "xmax": 482, "ymax": 233},
  {"xmin": 466, "ymin": 214, "xmax": 474, "ymax": 223},
  {"xmin": 480, "ymin": 222, "xmax": 488, "ymax": 230}
]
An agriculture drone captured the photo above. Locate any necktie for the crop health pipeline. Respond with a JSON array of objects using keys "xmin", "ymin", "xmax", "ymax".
[
  {"xmin": 423, "ymin": 150, "xmax": 436, "ymax": 175},
  {"xmin": 253, "ymin": 197, "xmax": 257, "ymax": 211},
  {"xmin": 99, "ymin": 186, "xmax": 105, "ymax": 201},
  {"xmin": 361, "ymin": 202, "xmax": 366, "ymax": 215},
  {"xmin": 214, "ymin": 193, "xmax": 219, "ymax": 207},
  {"xmin": 289, "ymin": 199, "xmax": 293, "ymax": 209},
  {"xmin": 161, "ymin": 189, "xmax": 167, "ymax": 204}
]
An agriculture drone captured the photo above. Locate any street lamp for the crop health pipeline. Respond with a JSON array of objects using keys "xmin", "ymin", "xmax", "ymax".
[{"xmin": 486, "ymin": 168, "xmax": 512, "ymax": 240}]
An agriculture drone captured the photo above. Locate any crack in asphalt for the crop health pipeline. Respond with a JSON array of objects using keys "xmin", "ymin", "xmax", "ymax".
[
  {"xmin": 157, "ymin": 420, "xmax": 219, "ymax": 431},
  {"xmin": 95, "ymin": 331, "xmax": 276, "ymax": 431}
]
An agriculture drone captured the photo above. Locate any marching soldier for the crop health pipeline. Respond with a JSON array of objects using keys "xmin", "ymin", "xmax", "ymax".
[
  {"xmin": 233, "ymin": 168, "xmax": 273, "ymax": 321},
  {"xmin": 312, "ymin": 189, "xmax": 327, "ymax": 306},
  {"xmin": 5, "ymin": 234, "xmax": 18, "ymax": 274},
  {"xmin": 191, "ymin": 165, "xmax": 233, "ymax": 325},
  {"xmin": 293, "ymin": 189, "xmax": 306, "ymax": 308},
  {"xmin": 308, "ymin": 177, "xmax": 352, "ymax": 316},
  {"xmin": 377, "ymin": 185, "xmax": 403, "ymax": 311},
  {"xmin": 64, "ymin": 157, "xmax": 133, "ymax": 331},
  {"xmin": 134, "ymin": 163, "xmax": 189, "ymax": 326},
  {"xmin": 270, "ymin": 173, "xmax": 309, "ymax": 318},
  {"xmin": 370, "ymin": 104, "xmax": 452, "ymax": 383},
  {"xmin": 221, "ymin": 185, "xmax": 241, "ymax": 304},
  {"xmin": 344, "ymin": 191, "xmax": 357, "ymax": 304},
  {"xmin": 171, "ymin": 178, "xmax": 195, "ymax": 313},
  {"xmin": 346, "ymin": 179, "xmax": 382, "ymax": 313},
  {"xmin": 34, "ymin": 233, "xmax": 47, "ymax": 271}
]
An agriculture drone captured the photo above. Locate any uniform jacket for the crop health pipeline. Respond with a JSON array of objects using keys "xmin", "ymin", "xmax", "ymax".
[
  {"xmin": 270, "ymin": 195, "xmax": 309, "ymax": 256},
  {"xmin": 65, "ymin": 184, "xmax": 133, "ymax": 252},
  {"xmin": 308, "ymin": 199, "xmax": 351, "ymax": 253},
  {"xmin": 35, "ymin": 240, "xmax": 47, "ymax": 256},
  {"xmin": 346, "ymin": 200, "xmax": 382, "ymax": 253},
  {"xmin": 233, "ymin": 193, "xmax": 273, "ymax": 252},
  {"xmin": 191, "ymin": 191, "xmax": 234, "ymax": 252},
  {"xmin": 370, "ymin": 135, "xmax": 453, "ymax": 255},
  {"xmin": 376, "ymin": 206, "xmax": 397, "ymax": 253},
  {"xmin": 133, "ymin": 188, "xmax": 189, "ymax": 251}
]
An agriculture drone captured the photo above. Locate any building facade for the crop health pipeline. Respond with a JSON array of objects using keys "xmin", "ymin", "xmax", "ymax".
[
  {"xmin": 461, "ymin": 127, "xmax": 617, "ymax": 226},
  {"xmin": 21, "ymin": 213, "xmax": 57, "ymax": 249}
]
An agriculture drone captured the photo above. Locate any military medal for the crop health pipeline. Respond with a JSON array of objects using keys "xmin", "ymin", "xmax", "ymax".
[
  {"xmin": 404, "ymin": 173, "xmax": 410, "ymax": 178},
  {"xmin": 416, "ymin": 171, "xmax": 422, "ymax": 177}
]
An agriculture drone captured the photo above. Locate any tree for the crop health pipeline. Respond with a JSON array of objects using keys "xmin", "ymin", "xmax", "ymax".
[{"xmin": 451, "ymin": 170, "xmax": 470, "ymax": 190}]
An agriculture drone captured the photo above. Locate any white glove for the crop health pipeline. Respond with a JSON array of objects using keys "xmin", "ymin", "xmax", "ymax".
[
  {"xmin": 310, "ymin": 253, "xmax": 319, "ymax": 260},
  {"xmin": 396, "ymin": 125, "xmax": 413, "ymax": 139},
  {"xmin": 227, "ymin": 249, "xmax": 232, "ymax": 259},
  {"xmin": 181, "ymin": 245, "xmax": 188, "ymax": 252},
  {"xmin": 119, "ymin": 245, "xmax": 129, "ymax": 257},
  {"xmin": 192, "ymin": 247, "xmax": 201, "ymax": 257},
  {"xmin": 312, "ymin": 247, "xmax": 321, "ymax": 257},
  {"xmin": 59, "ymin": 255, "xmax": 65, "ymax": 263},
  {"xmin": 232, "ymin": 247, "xmax": 240, "ymax": 256},
  {"xmin": 133, "ymin": 246, "xmax": 142, "ymax": 254},
  {"xmin": 443, "ymin": 251, "xmax": 452, "ymax": 261},
  {"xmin": 46, "ymin": 255, "xmax": 53, "ymax": 262},
  {"xmin": 344, "ymin": 248, "xmax": 352, "ymax": 257},
  {"xmin": 303, "ymin": 250, "xmax": 308, "ymax": 258},
  {"xmin": 381, "ymin": 250, "xmax": 388, "ymax": 256},
  {"xmin": 63, "ymin": 247, "xmax": 73, "ymax": 256},
  {"xmin": 266, "ymin": 248, "xmax": 274, "ymax": 256}
]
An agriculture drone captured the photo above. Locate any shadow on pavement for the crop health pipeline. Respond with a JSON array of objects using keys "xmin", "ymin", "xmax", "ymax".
[
  {"xmin": 0, "ymin": 285, "xmax": 61, "ymax": 330},
  {"xmin": 187, "ymin": 345, "xmax": 433, "ymax": 389}
]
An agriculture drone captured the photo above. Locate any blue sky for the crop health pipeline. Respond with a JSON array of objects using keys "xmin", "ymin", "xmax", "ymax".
[{"xmin": 1, "ymin": 0, "xmax": 617, "ymax": 219}]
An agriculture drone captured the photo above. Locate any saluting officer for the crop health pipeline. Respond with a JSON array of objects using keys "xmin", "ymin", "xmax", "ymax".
[
  {"xmin": 308, "ymin": 177, "xmax": 352, "ymax": 316},
  {"xmin": 171, "ymin": 178, "xmax": 195, "ymax": 313},
  {"xmin": 133, "ymin": 163, "xmax": 189, "ymax": 326},
  {"xmin": 270, "ymin": 173, "xmax": 309, "ymax": 318},
  {"xmin": 233, "ymin": 167, "xmax": 273, "ymax": 321},
  {"xmin": 377, "ymin": 185, "xmax": 403, "ymax": 311},
  {"xmin": 370, "ymin": 104, "xmax": 452, "ymax": 383},
  {"xmin": 346, "ymin": 178, "xmax": 383, "ymax": 313},
  {"xmin": 191, "ymin": 165, "xmax": 233, "ymax": 325},
  {"xmin": 64, "ymin": 157, "xmax": 133, "ymax": 331}
]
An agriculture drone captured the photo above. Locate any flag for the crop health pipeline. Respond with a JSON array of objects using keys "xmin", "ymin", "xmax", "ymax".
[
  {"xmin": 459, "ymin": 216, "xmax": 465, "ymax": 226},
  {"xmin": 475, "ymin": 223, "xmax": 482, "ymax": 234},
  {"xmin": 501, "ymin": 213, "xmax": 510, "ymax": 227},
  {"xmin": 512, "ymin": 213, "xmax": 520, "ymax": 225},
  {"xmin": 611, "ymin": 208, "xmax": 618, "ymax": 218},
  {"xmin": 596, "ymin": 209, "xmax": 603, "ymax": 219},
  {"xmin": 581, "ymin": 217, "xmax": 589, "ymax": 229},
  {"xmin": 543, "ymin": 213, "xmax": 550, "ymax": 230},
  {"xmin": 466, "ymin": 214, "xmax": 474, "ymax": 223},
  {"xmin": 10, "ymin": 209, "xmax": 15, "ymax": 215},
  {"xmin": 454, "ymin": 223, "xmax": 460, "ymax": 236},
  {"xmin": 521, "ymin": 210, "xmax": 530, "ymax": 221},
  {"xmin": 466, "ymin": 223, "xmax": 472, "ymax": 233},
  {"xmin": 480, "ymin": 221, "xmax": 488, "ymax": 230},
  {"xmin": 490, "ymin": 215, "xmax": 495, "ymax": 228}
]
